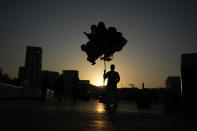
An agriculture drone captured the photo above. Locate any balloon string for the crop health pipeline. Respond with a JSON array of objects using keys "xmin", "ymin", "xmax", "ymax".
[
  {"xmin": 104, "ymin": 59, "xmax": 106, "ymax": 71},
  {"xmin": 103, "ymin": 59, "xmax": 106, "ymax": 85}
]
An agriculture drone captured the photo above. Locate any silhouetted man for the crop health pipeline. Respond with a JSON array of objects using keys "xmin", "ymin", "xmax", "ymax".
[{"xmin": 103, "ymin": 64, "xmax": 120, "ymax": 107}]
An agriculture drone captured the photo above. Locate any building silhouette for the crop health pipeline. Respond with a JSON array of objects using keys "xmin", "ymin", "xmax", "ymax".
[
  {"xmin": 78, "ymin": 80, "xmax": 92, "ymax": 100},
  {"xmin": 62, "ymin": 70, "xmax": 78, "ymax": 99},
  {"xmin": 18, "ymin": 66, "xmax": 25, "ymax": 84},
  {"xmin": 165, "ymin": 76, "xmax": 182, "ymax": 112},
  {"xmin": 166, "ymin": 77, "xmax": 181, "ymax": 91},
  {"xmin": 18, "ymin": 46, "xmax": 42, "ymax": 97},
  {"xmin": 18, "ymin": 66, "xmax": 25, "ymax": 81},
  {"xmin": 0, "ymin": 68, "xmax": 2, "ymax": 87},
  {"xmin": 41, "ymin": 70, "xmax": 59, "ymax": 90},
  {"xmin": 181, "ymin": 53, "xmax": 197, "ymax": 113},
  {"xmin": 0, "ymin": 68, "xmax": 2, "ymax": 75}
]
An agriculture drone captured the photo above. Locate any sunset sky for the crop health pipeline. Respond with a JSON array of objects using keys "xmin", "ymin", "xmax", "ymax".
[{"xmin": 0, "ymin": 0, "xmax": 197, "ymax": 88}]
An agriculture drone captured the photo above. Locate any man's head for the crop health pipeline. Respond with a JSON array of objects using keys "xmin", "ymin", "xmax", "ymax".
[{"xmin": 110, "ymin": 64, "xmax": 115, "ymax": 71}]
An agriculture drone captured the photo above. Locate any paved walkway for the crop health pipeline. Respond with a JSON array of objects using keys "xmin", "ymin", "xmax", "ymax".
[{"xmin": 0, "ymin": 99, "xmax": 194, "ymax": 131}]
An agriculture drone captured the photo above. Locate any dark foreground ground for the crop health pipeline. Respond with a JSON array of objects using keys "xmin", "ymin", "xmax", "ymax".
[{"xmin": 0, "ymin": 99, "xmax": 195, "ymax": 131}]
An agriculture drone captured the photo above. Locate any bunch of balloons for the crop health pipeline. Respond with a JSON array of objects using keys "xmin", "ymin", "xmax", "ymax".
[{"xmin": 81, "ymin": 22, "xmax": 127, "ymax": 65}]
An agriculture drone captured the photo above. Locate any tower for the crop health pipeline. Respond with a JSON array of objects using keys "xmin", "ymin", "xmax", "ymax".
[
  {"xmin": 181, "ymin": 53, "xmax": 197, "ymax": 113},
  {"xmin": 24, "ymin": 46, "xmax": 42, "ymax": 96},
  {"xmin": 62, "ymin": 70, "xmax": 78, "ymax": 99}
]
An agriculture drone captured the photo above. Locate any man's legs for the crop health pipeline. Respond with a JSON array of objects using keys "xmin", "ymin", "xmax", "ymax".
[
  {"xmin": 106, "ymin": 87, "xmax": 111, "ymax": 107},
  {"xmin": 112, "ymin": 88, "xmax": 118, "ymax": 107}
]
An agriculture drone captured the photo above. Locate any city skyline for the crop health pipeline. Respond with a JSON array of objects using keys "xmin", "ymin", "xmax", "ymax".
[{"xmin": 1, "ymin": 0, "xmax": 197, "ymax": 88}]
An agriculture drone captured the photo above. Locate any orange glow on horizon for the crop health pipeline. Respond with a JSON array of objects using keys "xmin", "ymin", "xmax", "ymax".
[{"xmin": 95, "ymin": 79, "xmax": 107, "ymax": 86}]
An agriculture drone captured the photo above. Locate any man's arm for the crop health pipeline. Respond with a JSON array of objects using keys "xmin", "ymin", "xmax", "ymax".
[
  {"xmin": 103, "ymin": 70, "xmax": 108, "ymax": 79},
  {"xmin": 116, "ymin": 72, "xmax": 120, "ymax": 83}
]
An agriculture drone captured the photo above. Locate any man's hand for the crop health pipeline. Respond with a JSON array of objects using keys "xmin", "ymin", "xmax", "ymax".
[{"xmin": 103, "ymin": 70, "xmax": 106, "ymax": 79}]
